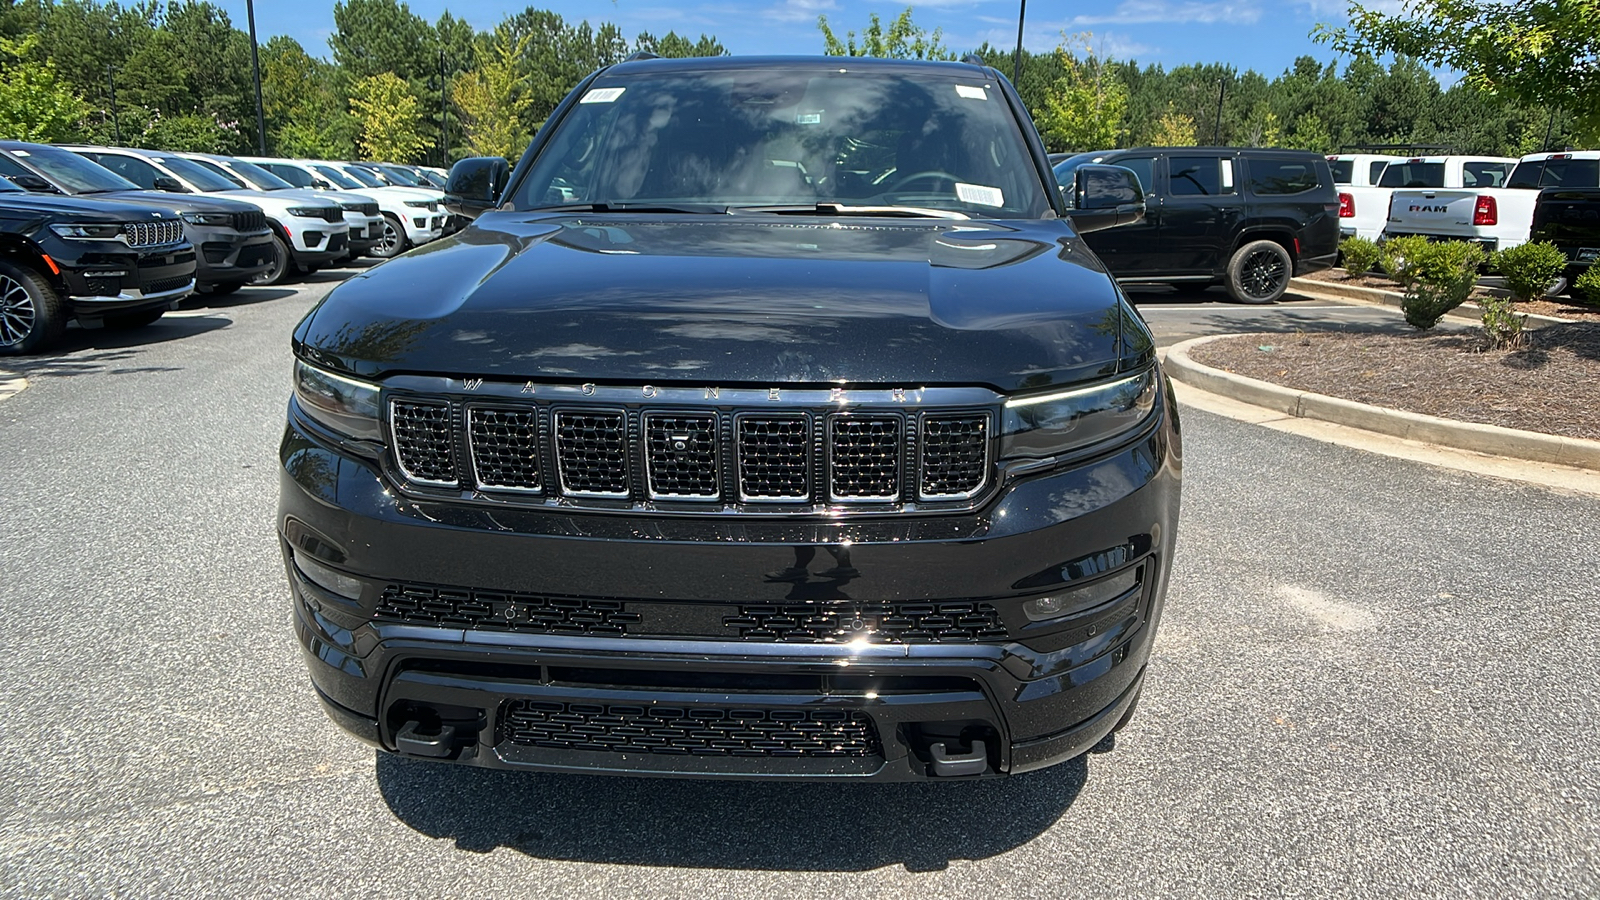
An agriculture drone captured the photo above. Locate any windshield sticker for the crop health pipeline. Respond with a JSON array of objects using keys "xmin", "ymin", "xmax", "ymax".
[
  {"xmin": 956, "ymin": 85, "xmax": 988, "ymax": 100},
  {"xmin": 796, "ymin": 111, "xmax": 823, "ymax": 125},
  {"xmin": 955, "ymin": 183, "xmax": 1004, "ymax": 207},
  {"xmin": 580, "ymin": 87, "xmax": 626, "ymax": 104}
]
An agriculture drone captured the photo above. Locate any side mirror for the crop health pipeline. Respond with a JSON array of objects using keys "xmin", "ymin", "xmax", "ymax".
[
  {"xmin": 1063, "ymin": 164, "xmax": 1146, "ymax": 233},
  {"xmin": 152, "ymin": 175, "xmax": 188, "ymax": 192},
  {"xmin": 10, "ymin": 173, "xmax": 58, "ymax": 193},
  {"xmin": 313, "ymin": 179, "xmax": 332, "ymax": 190},
  {"xmin": 445, "ymin": 157, "xmax": 511, "ymax": 220}
]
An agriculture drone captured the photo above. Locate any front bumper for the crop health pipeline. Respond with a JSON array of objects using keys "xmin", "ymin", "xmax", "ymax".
[
  {"xmin": 279, "ymin": 392, "xmax": 1181, "ymax": 780},
  {"xmin": 342, "ymin": 214, "xmax": 384, "ymax": 255},
  {"xmin": 188, "ymin": 225, "xmax": 274, "ymax": 285},
  {"xmin": 57, "ymin": 243, "xmax": 198, "ymax": 321},
  {"xmin": 285, "ymin": 219, "xmax": 349, "ymax": 265},
  {"xmin": 401, "ymin": 213, "xmax": 443, "ymax": 245}
]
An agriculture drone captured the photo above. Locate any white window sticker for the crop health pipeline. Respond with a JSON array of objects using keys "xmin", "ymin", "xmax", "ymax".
[
  {"xmin": 796, "ymin": 111, "xmax": 822, "ymax": 125},
  {"xmin": 956, "ymin": 85, "xmax": 988, "ymax": 100},
  {"xmin": 955, "ymin": 183, "xmax": 1004, "ymax": 207},
  {"xmin": 580, "ymin": 87, "xmax": 626, "ymax": 104},
  {"xmin": 1221, "ymin": 158, "xmax": 1235, "ymax": 189}
]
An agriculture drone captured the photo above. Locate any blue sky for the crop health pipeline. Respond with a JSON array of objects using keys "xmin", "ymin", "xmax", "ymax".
[{"xmin": 222, "ymin": 0, "xmax": 1376, "ymax": 78}]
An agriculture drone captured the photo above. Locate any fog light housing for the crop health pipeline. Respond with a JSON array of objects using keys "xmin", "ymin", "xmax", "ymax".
[
  {"xmin": 294, "ymin": 552, "xmax": 364, "ymax": 600},
  {"xmin": 1021, "ymin": 567, "xmax": 1140, "ymax": 622}
]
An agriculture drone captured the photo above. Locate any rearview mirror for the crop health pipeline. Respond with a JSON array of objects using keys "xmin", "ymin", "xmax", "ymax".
[
  {"xmin": 1063, "ymin": 164, "xmax": 1146, "ymax": 233},
  {"xmin": 445, "ymin": 157, "xmax": 511, "ymax": 220}
]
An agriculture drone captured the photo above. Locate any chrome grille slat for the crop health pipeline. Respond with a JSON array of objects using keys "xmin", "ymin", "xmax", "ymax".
[
  {"xmin": 554, "ymin": 410, "xmax": 628, "ymax": 496},
  {"xmin": 645, "ymin": 413, "xmax": 719, "ymax": 499},
  {"xmin": 829, "ymin": 415, "xmax": 900, "ymax": 501}
]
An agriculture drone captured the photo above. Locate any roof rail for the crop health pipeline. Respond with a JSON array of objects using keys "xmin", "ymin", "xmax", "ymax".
[
  {"xmin": 625, "ymin": 50, "xmax": 660, "ymax": 62},
  {"xmin": 961, "ymin": 53, "xmax": 986, "ymax": 66}
]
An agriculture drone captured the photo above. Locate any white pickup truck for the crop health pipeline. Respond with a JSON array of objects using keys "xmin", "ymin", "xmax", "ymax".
[
  {"xmin": 1381, "ymin": 152, "xmax": 1581, "ymax": 252},
  {"xmin": 1329, "ymin": 153, "xmax": 1402, "ymax": 241}
]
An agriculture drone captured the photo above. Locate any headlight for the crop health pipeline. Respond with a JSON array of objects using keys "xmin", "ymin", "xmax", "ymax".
[
  {"xmin": 1001, "ymin": 368, "xmax": 1158, "ymax": 459},
  {"xmin": 49, "ymin": 223, "xmax": 124, "ymax": 241},
  {"xmin": 285, "ymin": 206, "xmax": 325, "ymax": 218},
  {"xmin": 293, "ymin": 360, "xmax": 380, "ymax": 441},
  {"xmin": 403, "ymin": 200, "xmax": 436, "ymax": 210},
  {"xmin": 180, "ymin": 212, "xmax": 233, "ymax": 227}
]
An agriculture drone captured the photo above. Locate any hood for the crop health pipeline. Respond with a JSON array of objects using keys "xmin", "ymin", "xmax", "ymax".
[
  {"xmin": 296, "ymin": 214, "xmax": 1147, "ymax": 393},
  {"xmin": 101, "ymin": 190, "xmax": 259, "ymax": 214},
  {"xmin": 0, "ymin": 191, "xmax": 184, "ymax": 222}
]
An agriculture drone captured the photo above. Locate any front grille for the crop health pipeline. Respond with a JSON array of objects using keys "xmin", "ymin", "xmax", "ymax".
[
  {"xmin": 374, "ymin": 583, "xmax": 640, "ymax": 634},
  {"xmin": 725, "ymin": 602, "xmax": 1006, "ymax": 643},
  {"xmin": 738, "ymin": 415, "xmax": 809, "ymax": 500},
  {"xmin": 390, "ymin": 400, "xmax": 457, "ymax": 485},
  {"xmin": 232, "ymin": 210, "xmax": 267, "ymax": 232},
  {"xmin": 830, "ymin": 416, "xmax": 900, "ymax": 500},
  {"xmin": 645, "ymin": 413, "xmax": 718, "ymax": 498},
  {"xmin": 499, "ymin": 699, "xmax": 880, "ymax": 758},
  {"xmin": 143, "ymin": 275, "xmax": 191, "ymax": 295},
  {"xmin": 468, "ymin": 407, "xmax": 541, "ymax": 491},
  {"xmin": 920, "ymin": 415, "xmax": 989, "ymax": 499},
  {"xmin": 123, "ymin": 220, "xmax": 183, "ymax": 247},
  {"xmin": 313, "ymin": 206, "xmax": 344, "ymax": 222},
  {"xmin": 554, "ymin": 411, "xmax": 628, "ymax": 496},
  {"xmin": 341, "ymin": 201, "xmax": 379, "ymax": 216}
]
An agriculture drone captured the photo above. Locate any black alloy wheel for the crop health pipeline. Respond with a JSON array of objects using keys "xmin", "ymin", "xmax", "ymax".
[
  {"xmin": 251, "ymin": 234, "xmax": 292, "ymax": 286},
  {"xmin": 0, "ymin": 260, "xmax": 67, "ymax": 355},
  {"xmin": 1227, "ymin": 239, "xmax": 1292, "ymax": 304}
]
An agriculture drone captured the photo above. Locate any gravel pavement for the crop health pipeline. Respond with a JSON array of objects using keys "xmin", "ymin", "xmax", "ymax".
[{"xmin": 1, "ymin": 273, "xmax": 1595, "ymax": 898}]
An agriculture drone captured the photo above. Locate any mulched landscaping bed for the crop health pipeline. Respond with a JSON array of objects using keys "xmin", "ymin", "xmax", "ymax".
[
  {"xmin": 1300, "ymin": 268, "xmax": 1600, "ymax": 324},
  {"xmin": 1189, "ymin": 325, "xmax": 1600, "ymax": 441}
]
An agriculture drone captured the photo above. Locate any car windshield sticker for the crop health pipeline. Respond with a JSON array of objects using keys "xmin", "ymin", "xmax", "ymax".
[
  {"xmin": 580, "ymin": 87, "xmax": 626, "ymax": 104},
  {"xmin": 1221, "ymin": 158, "xmax": 1235, "ymax": 189},
  {"xmin": 796, "ymin": 111, "xmax": 823, "ymax": 125},
  {"xmin": 955, "ymin": 183, "xmax": 1004, "ymax": 207},
  {"xmin": 956, "ymin": 85, "xmax": 988, "ymax": 100}
]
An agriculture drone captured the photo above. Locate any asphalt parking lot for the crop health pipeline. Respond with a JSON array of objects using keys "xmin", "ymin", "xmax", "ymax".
[{"xmin": 0, "ymin": 271, "xmax": 1595, "ymax": 897}]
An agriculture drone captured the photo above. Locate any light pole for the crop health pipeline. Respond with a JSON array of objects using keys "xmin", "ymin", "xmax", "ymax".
[
  {"xmin": 106, "ymin": 63, "xmax": 122, "ymax": 144},
  {"xmin": 246, "ymin": 0, "xmax": 267, "ymax": 154},
  {"xmin": 1213, "ymin": 76, "xmax": 1226, "ymax": 145},
  {"xmin": 439, "ymin": 49, "xmax": 448, "ymax": 167},
  {"xmin": 1012, "ymin": 0, "xmax": 1026, "ymax": 85}
]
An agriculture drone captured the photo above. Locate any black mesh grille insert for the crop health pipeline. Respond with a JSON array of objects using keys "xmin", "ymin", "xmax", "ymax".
[
  {"xmin": 920, "ymin": 415, "xmax": 989, "ymax": 498},
  {"xmin": 644, "ymin": 413, "xmax": 718, "ymax": 499},
  {"xmin": 390, "ymin": 400, "xmax": 457, "ymax": 485},
  {"xmin": 830, "ymin": 416, "xmax": 900, "ymax": 500},
  {"xmin": 725, "ymin": 602, "xmax": 1007, "ymax": 643},
  {"xmin": 555, "ymin": 411, "xmax": 628, "ymax": 495},
  {"xmin": 469, "ymin": 407, "xmax": 541, "ymax": 491},
  {"xmin": 500, "ymin": 699, "xmax": 880, "ymax": 757},
  {"xmin": 375, "ymin": 583, "xmax": 641, "ymax": 634},
  {"xmin": 737, "ymin": 416, "xmax": 809, "ymax": 500}
]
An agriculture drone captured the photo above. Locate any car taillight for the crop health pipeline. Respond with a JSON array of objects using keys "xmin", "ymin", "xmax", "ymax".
[
  {"xmin": 1338, "ymin": 192, "xmax": 1355, "ymax": 217},
  {"xmin": 1473, "ymin": 195, "xmax": 1497, "ymax": 226}
]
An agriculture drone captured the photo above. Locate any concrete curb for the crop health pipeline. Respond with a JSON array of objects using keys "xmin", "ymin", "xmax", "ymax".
[
  {"xmin": 0, "ymin": 370, "xmax": 26, "ymax": 403},
  {"xmin": 1287, "ymin": 277, "xmax": 1578, "ymax": 327},
  {"xmin": 1166, "ymin": 335, "xmax": 1600, "ymax": 472}
]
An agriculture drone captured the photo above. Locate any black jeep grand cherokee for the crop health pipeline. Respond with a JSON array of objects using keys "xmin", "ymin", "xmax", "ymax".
[{"xmin": 281, "ymin": 56, "xmax": 1181, "ymax": 780}]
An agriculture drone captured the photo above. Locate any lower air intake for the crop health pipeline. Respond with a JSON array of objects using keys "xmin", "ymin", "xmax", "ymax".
[{"xmin": 499, "ymin": 699, "xmax": 880, "ymax": 757}]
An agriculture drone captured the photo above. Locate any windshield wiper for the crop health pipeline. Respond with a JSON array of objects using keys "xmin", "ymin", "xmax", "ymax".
[
  {"xmin": 528, "ymin": 201, "xmax": 729, "ymax": 214},
  {"xmin": 733, "ymin": 202, "xmax": 970, "ymax": 220}
]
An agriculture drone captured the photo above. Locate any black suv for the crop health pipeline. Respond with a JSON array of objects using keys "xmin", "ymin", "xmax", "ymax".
[
  {"xmin": 0, "ymin": 175, "xmax": 197, "ymax": 353},
  {"xmin": 281, "ymin": 56, "xmax": 1180, "ymax": 780},
  {"xmin": 1053, "ymin": 148, "xmax": 1340, "ymax": 303},
  {"xmin": 0, "ymin": 141, "xmax": 271, "ymax": 292},
  {"xmin": 1531, "ymin": 186, "xmax": 1600, "ymax": 293}
]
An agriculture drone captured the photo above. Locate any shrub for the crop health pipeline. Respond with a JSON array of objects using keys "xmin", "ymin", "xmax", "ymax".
[
  {"xmin": 1575, "ymin": 266, "xmax": 1600, "ymax": 308},
  {"xmin": 1339, "ymin": 237, "xmax": 1381, "ymax": 276},
  {"xmin": 1400, "ymin": 240, "xmax": 1485, "ymax": 330},
  {"xmin": 1380, "ymin": 235, "xmax": 1432, "ymax": 288},
  {"xmin": 1490, "ymin": 241, "xmax": 1568, "ymax": 302}
]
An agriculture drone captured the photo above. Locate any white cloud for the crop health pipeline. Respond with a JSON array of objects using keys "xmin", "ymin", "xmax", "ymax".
[
  {"xmin": 1070, "ymin": 0, "xmax": 1263, "ymax": 27},
  {"xmin": 765, "ymin": 0, "xmax": 839, "ymax": 23}
]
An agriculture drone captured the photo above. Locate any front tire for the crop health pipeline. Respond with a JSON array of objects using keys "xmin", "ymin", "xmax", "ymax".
[
  {"xmin": 251, "ymin": 233, "xmax": 293, "ymax": 286},
  {"xmin": 0, "ymin": 259, "xmax": 67, "ymax": 356},
  {"xmin": 369, "ymin": 214, "xmax": 409, "ymax": 259},
  {"xmin": 1226, "ymin": 239, "xmax": 1292, "ymax": 304}
]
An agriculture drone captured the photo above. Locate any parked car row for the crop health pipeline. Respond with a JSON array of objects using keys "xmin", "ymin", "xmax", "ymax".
[{"xmin": 0, "ymin": 141, "xmax": 447, "ymax": 355}]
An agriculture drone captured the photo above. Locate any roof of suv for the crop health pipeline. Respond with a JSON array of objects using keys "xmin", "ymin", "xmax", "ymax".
[{"xmin": 601, "ymin": 54, "xmax": 996, "ymax": 77}]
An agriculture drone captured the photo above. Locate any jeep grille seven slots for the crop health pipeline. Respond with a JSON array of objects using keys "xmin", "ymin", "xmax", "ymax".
[{"xmin": 281, "ymin": 56, "xmax": 1180, "ymax": 780}]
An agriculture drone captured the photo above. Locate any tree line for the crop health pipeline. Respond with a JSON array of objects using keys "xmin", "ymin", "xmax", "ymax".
[{"xmin": 0, "ymin": 1, "xmax": 1584, "ymax": 165}]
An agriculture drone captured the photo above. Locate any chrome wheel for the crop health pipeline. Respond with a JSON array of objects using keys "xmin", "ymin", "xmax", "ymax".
[
  {"xmin": 0, "ymin": 272, "xmax": 36, "ymax": 349},
  {"xmin": 1239, "ymin": 248, "xmax": 1288, "ymax": 300},
  {"xmin": 371, "ymin": 218, "xmax": 404, "ymax": 258}
]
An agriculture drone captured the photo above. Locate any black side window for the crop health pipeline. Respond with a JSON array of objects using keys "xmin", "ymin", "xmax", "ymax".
[
  {"xmin": 1541, "ymin": 159, "xmax": 1599, "ymax": 188},
  {"xmin": 266, "ymin": 164, "xmax": 315, "ymax": 188},
  {"xmin": 1168, "ymin": 156, "xmax": 1228, "ymax": 196},
  {"xmin": 1507, "ymin": 161, "xmax": 1544, "ymax": 189},
  {"xmin": 1369, "ymin": 161, "xmax": 1388, "ymax": 184},
  {"xmin": 1463, "ymin": 161, "xmax": 1509, "ymax": 188},
  {"xmin": 1249, "ymin": 158, "xmax": 1321, "ymax": 195},
  {"xmin": 1111, "ymin": 156, "xmax": 1154, "ymax": 194},
  {"xmin": 1328, "ymin": 159, "xmax": 1353, "ymax": 184},
  {"xmin": 89, "ymin": 154, "xmax": 161, "ymax": 189}
]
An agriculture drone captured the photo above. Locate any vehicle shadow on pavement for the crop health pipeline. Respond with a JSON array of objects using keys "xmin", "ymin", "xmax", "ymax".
[
  {"xmin": 179, "ymin": 286, "xmax": 299, "ymax": 310},
  {"xmin": 2, "ymin": 315, "xmax": 231, "ymax": 377},
  {"xmin": 375, "ymin": 749, "xmax": 1093, "ymax": 871}
]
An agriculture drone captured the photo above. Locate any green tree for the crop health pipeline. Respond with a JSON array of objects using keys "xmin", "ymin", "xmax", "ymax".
[
  {"xmin": 451, "ymin": 26, "xmax": 531, "ymax": 160},
  {"xmin": 1287, "ymin": 112, "xmax": 1334, "ymax": 153},
  {"xmin": 634, "ymin": 31, "xmax": 727, "ymax": 59},
  {"xmin": 818, "ymin": 7, "xmax": 954, "ymax": 59},
  {"xmin": 0, "ymin": 34, "xmax": 88, "ymax": 141},
  {"xmin": 1033, "ymin": 37, "xmax": 1127, "ymax": 152},
  {"xmin": 1317, "ymin": 0, "xmax": 1600, "ymax": 144},
  {"xmin": 261, "ymin": 35, "xmax": 356, "ymax": 157},
  {"xmin": 1149, "ymin": 105, "xmax": 1197, "ymax": 146},
  {"xmin": 350, "ymin": 71, "xmax": 429, "ymax": 162}
]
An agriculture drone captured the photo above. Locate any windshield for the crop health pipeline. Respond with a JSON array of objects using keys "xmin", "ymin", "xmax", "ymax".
[
  {"xmin": 377, "ymin": 164, "xmax": 425, "ymax": 187},
  {"xmin": 9, "ymin": 145, "xmax": 138, "ymax": 193},
  {"xmin": 1328, "ymin": 159, "xmax": 1353, "ymax": 184},
  {"xmin": 0, "ymin": 175, "xmax": 21, "ymax": 193},
  {"xmin": 420, "ymin": 169, "xmax": 447, "ymax": 188},
  {"xmin": 514, "ymin": 67, "xmax": 1049, "ymax": 217},
  {"xmin": 221, "ymin": 158, "xmax": 295, "ymax": 191},
  {"xmin": 338, "ymin": 165, "xmax": 385, "ymax": 188},
  {"xmin": 185, "ymin": 157, "xmax": 248, "ymax": 188},
  {"xmin": 312, "ymin": 165, "xmax": 363, "ymax": 190},
  {"xmin": 1379, "ymin": 162, "xmax": 1444, "ymax": 188},
  {"xmin": 153, "ymin": 155, "xmax": 242, "ymax": 192}
]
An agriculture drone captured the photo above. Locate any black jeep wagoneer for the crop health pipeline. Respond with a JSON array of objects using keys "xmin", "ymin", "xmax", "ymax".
[{"xmin": 281, "ymin": 55, "xmax": 1181, "ymax": 780}]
